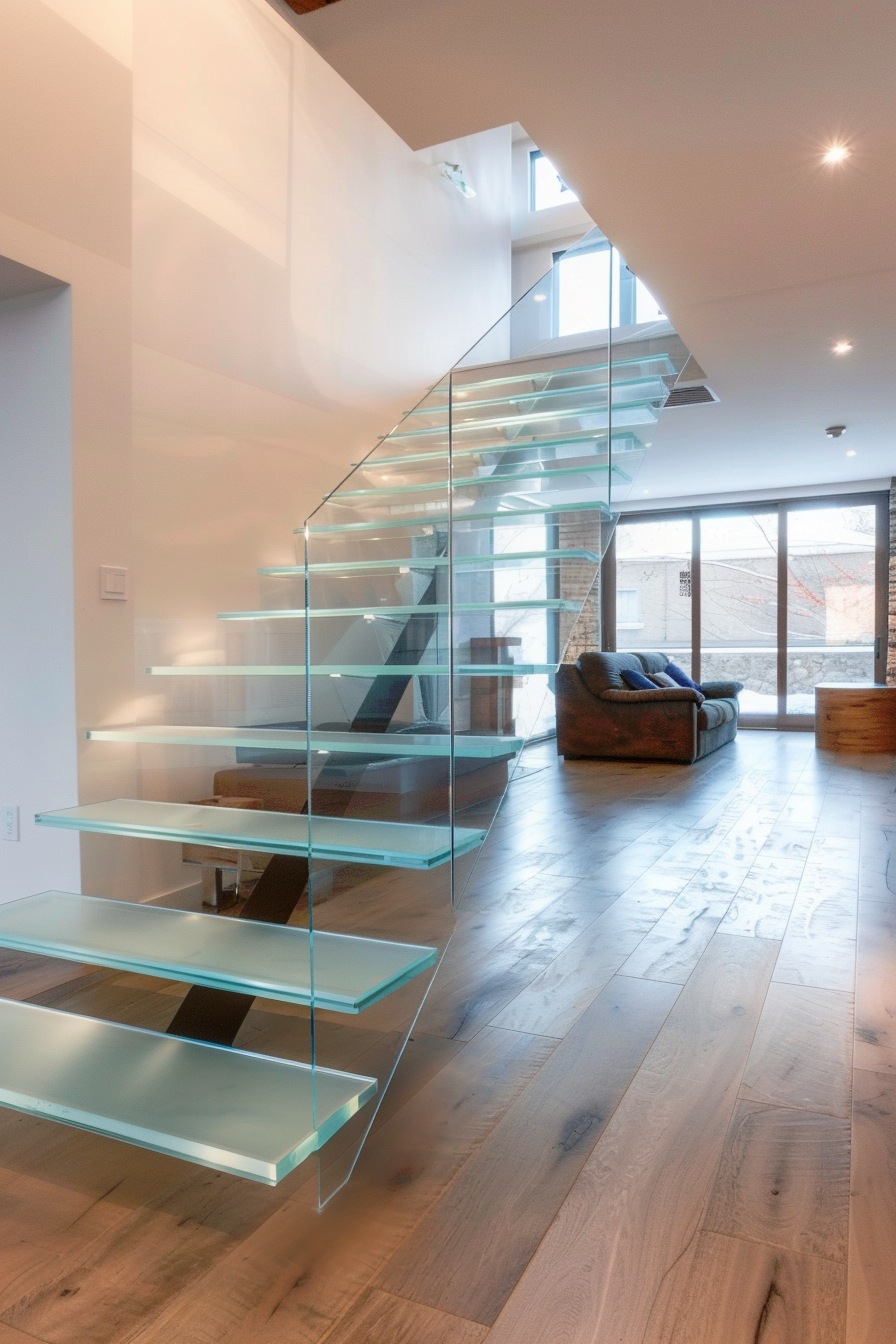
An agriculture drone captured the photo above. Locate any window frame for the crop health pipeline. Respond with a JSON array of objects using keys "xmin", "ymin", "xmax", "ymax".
[
  {"xmin": 529, "ymin": 149, "xmax": 578, "ymax": 212},
  {"xmin": 604, "ymin": 492, "xmax": 888, "ymax": 729}
]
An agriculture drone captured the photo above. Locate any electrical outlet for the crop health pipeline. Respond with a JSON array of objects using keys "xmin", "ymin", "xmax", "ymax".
[{"xmin": 2, "ymin": 807, "xmax": 19, "ymax": 842}]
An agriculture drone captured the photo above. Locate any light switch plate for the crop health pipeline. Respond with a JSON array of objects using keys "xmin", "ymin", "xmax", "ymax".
[{"xmin": 100, "ymin": 566, "xmax": 128, "ymax": 601}]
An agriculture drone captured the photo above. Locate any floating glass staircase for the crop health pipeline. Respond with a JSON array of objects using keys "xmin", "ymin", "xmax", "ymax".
[{"xmin": 5, "ymin": 233, "xmax": 689, "ymax": 1203}]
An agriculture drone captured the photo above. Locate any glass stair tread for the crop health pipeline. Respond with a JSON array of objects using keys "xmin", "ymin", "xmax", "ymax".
[
  {"xmin": 87, "ymin": 725, "xmax": 524, "ymax": 758},
  {"xmin": 147, "ymin": 663, "xmax": 554, "ymax": 677},
  {"xmin": 401, "ymin": 373, "xmax": 670, "ymax": 421},
  {"xmin": 261, "ymin": 547, "xmax": 601, "ymax": 575},
  {"xmin": 35, "ymin": 799, "xmax": 485, "ymax": 868},
  {"xmin": 217, "ymin": 599, "xmax": 579, "ymax": 621},
  {"xmin": 384, "ymin": 392, "xmax": 665, "ymax": 444},
  {"xmin": 378, "ymin": 407, "xmax": 659, "ymax": 454},
  {"xmin": 303, "ymin": 497, "xmax": 612, "ymax": 535},
  {"xmin": 332, "ymin": 461, "xmax": 629, "ymax": 502},
  {"xmin": 0, "ymin": 996, "xmax": 375, "ymax": 1184},
  {"xmin": 0, "ymin": 892, "xmax": 438, "ymax": 1014},
  {"xmin": 358, "ymin": 427, "xmax": 646, "ymax": 470},
  {"xmin": 426, "ymin": 352, "xmax": 676, "ymax": 397}
]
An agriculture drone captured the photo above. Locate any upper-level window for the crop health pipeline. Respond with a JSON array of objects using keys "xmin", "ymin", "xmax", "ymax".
[
  {"xmin": 530, "ymin": 150, "xmax": 578, "ymax": 211},
  {"xmin": 553, "ymin": 241, "xmax": 665, "ymax": 336}
]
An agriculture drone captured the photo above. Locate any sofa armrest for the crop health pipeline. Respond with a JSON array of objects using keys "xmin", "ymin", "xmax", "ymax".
[
  {"xmin": 601, "ymin": 687, "xmax": 702, "ymax": 704},
  {"xmin": 701, "ymin": 680, "xmax": 743, "ymax": 699}
]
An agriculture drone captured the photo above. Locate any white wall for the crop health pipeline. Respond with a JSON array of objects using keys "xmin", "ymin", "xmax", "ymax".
[
  {"xmin": 0, "ymin": 0, "xmax": 513, "ymax": 905},
  {"xmin": 0, "ymin": 286, "xmax": 81, "ymax": 900},
  {"xmin": 129, "ymin": 0, "xmax": 513, "ymax": 894},
  {"xmin": 0, "ymin": 0, "xmax": 136, "ymax": 903}
]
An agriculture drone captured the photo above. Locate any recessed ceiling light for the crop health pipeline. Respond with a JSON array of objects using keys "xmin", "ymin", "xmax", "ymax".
[
  {"xmin": 822, "ymin": 143, "xmax": 850, "ymax": 165},
  {"xmin": 846, "ymin": 449, "xmax": 857, "ymax": 457},
  {"xmin": 533, "ymin": 293, "xmax": 547, "ymax": 303},
  {"xmin": 832, "ymin": 340, "xmax": 853, "ymax": 355}
]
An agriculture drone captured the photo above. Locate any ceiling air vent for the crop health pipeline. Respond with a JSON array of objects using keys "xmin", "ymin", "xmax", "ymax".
[{"xmin": 663, "ymin": 384, "xmax": 718, "ymax": 409}]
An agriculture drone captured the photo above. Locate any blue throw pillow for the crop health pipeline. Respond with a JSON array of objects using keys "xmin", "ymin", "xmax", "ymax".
[
  {"xmin": 665, "ymin": 661, "xmax": 702, "ymax": 691},
  {"xmin": 620, "ymin": 668, "xmax": 656, "ymax": 691}
]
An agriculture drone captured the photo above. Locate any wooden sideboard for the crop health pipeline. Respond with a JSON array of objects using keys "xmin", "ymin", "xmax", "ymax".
[{"xmin": 815, "ymin": 682, "xmax": 896, "ymax": 752}]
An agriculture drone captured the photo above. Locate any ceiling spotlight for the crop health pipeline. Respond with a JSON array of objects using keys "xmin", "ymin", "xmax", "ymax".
[
  {"xmin": 832, "ymin": 340, "xmax": 853, "ymax": 355},
  {"xmin": 825, "ymin": 425, "xmax": 847, "ymax": 438},
  {"xmin": 439, "ymin": 162, "xmax": 476, "ymax": 198},
  {"xmin": 533, "ymin": 293, "xmax": 548, "ymax": 303},
  {"xmin": 822, "ymin": 144, "xmax": 850, "ymax": 165},
  {"xmin": 846, "ymin": 449, "xmax": 857, "ymax": 457}
]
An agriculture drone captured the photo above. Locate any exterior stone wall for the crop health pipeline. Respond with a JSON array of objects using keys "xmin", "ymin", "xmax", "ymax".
[{"xmin": 701, "ymin": 649, "xmax": 874, "ymax": 697}]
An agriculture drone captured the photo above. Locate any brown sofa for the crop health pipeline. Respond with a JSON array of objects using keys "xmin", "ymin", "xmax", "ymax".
[{"xmin": 556, "ymin": 651, "xmax": 742, "ymax": 764}]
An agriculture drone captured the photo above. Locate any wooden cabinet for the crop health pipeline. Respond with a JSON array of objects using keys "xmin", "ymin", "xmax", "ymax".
[{"xmin": 814, "ymin": 682, "xmax": 896, "ymax": 752}]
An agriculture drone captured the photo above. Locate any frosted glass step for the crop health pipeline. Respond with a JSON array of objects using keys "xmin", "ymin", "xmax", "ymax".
[
  {"xmin": 332, "ymin": 460, "xmax": 628, "ymax": 502},
  {"xmin": 0, "ymin": 997, "xmax": 374, "ymax": 1184},
  {"xmin": 217, "ymin": 598, "xmax": 579, "ymax": 622},
  {"xmin": 87, "ymin": 725, "xmax": 524, "ymax": 758},
  {"xmin": 147, "ymin": 663, "xmax": 554, "ymax": 677},
  {"xmin": 260, "ymin": 547, "xmax": 601, "ymax": 576},
  {"xmin": 391, "ymin": 376, "xmax": 669, "ymax": 432},
  {"xmin": 382, "ymin": 399, "xmax": 664, "ymax": 449},
  {"xmin": 359, "ymin": 427, "xmax": 646, "ymax": 470},
  {"xmin": 370, "ymin": 413, "xmax": 656, "ymax": 462},
  {"xmin": 36, "ymin": 799, "xmax": 486, "ymax": 868},
  {"xmin": 304, "ymin": 497, "xmax": 611, "ymax": 535},
  {"xmin": 424, "ymin": 352, "xmax": 676, "ymax": 397},
  {"xmin": 0, "ymin": 892, "xmax": 438, "ymax": 1013}
]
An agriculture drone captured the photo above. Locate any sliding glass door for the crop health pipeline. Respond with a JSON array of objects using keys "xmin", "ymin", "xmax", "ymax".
[
  {"xmin": 785, "ymin": 503, "xmax": 877, "ymax": 716},
  {"xmin": 700, "ymin": 512, "xmax": 778, "ymax": 717},
  {"xmin": 614, "ymin": 516, "xmax": 693, "ymax": 674},
  {"xmin": 611, "ymin": 494, "xmax": 886, "ymax": 728}
]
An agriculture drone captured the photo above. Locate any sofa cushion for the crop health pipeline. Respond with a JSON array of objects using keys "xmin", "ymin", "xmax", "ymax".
[
  {"xmin": 621, "ymin": 667, "xmax": 657, "ymax": 690},
  {"xmin": 697, "ymin": 697, "xmax": 737, "ymax": 731},
  {"xmin": 576, "ymin": 651, "xmax": 644, "ymax": 696},
  {"xmin": 636, "ymin": 652, "xmax": 670, "ymax": 676},
  {"xmin": 701, "ymin": 680, "xmax": 745, "ymax": 699},
  {"xmin": 665, "ymin": 661, "xmax": 702, "ymax": 691}
]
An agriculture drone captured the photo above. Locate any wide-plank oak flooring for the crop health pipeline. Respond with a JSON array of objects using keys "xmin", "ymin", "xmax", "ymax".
[{"xmin": 0, "ymin": 730, "xmax": 894, "ymax": 1342}]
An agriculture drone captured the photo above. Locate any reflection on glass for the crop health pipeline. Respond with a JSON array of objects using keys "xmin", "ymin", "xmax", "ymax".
[
  {"xmin": 614, "ymin": 517, "xmax": 692, "ymax": 672},
  {"xmin": 701, "ymin": 513, "xmax": 778, "ymax": 715},
  {"xmin": 786, "ymin": 504, "xmax": 875, "ymax": 714}
]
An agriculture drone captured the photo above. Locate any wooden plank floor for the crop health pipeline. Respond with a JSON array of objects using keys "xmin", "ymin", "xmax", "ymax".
[{"xmin": 1, "ymin": 730, "xmax": 896, "ymax": 1341}]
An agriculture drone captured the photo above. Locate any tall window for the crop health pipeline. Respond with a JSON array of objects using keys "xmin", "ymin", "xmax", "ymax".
[
  {"xmin": 553, "ymin": 242, "xmax": 664, "ymax": 338},
  {"xmin": 529, "ymin": 150, "xmax": 578, "ymax": 211},
  {"xmin": 610, "ymin": 496, "xmax": 885, "ymax": 726}
]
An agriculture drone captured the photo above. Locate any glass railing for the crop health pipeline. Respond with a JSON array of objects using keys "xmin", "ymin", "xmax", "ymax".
[
  {"xmin": 300, "ymin": 229, "xmax": 690, "ymax": 1204},
  {"xmin": 19, "ymin": 230, "xmax": 689, "ymax": 1204}
]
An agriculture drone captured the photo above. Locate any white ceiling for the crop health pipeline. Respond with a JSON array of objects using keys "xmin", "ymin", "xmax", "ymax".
[{"xmin": 287, "ymin": 0, "xmax": 896, "ymax": 504}]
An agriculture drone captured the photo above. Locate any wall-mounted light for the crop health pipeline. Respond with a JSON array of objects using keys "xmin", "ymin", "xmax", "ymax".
[{"xmin": 439, "ymin": 162, "xmax": 476, "ymax": 198}]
